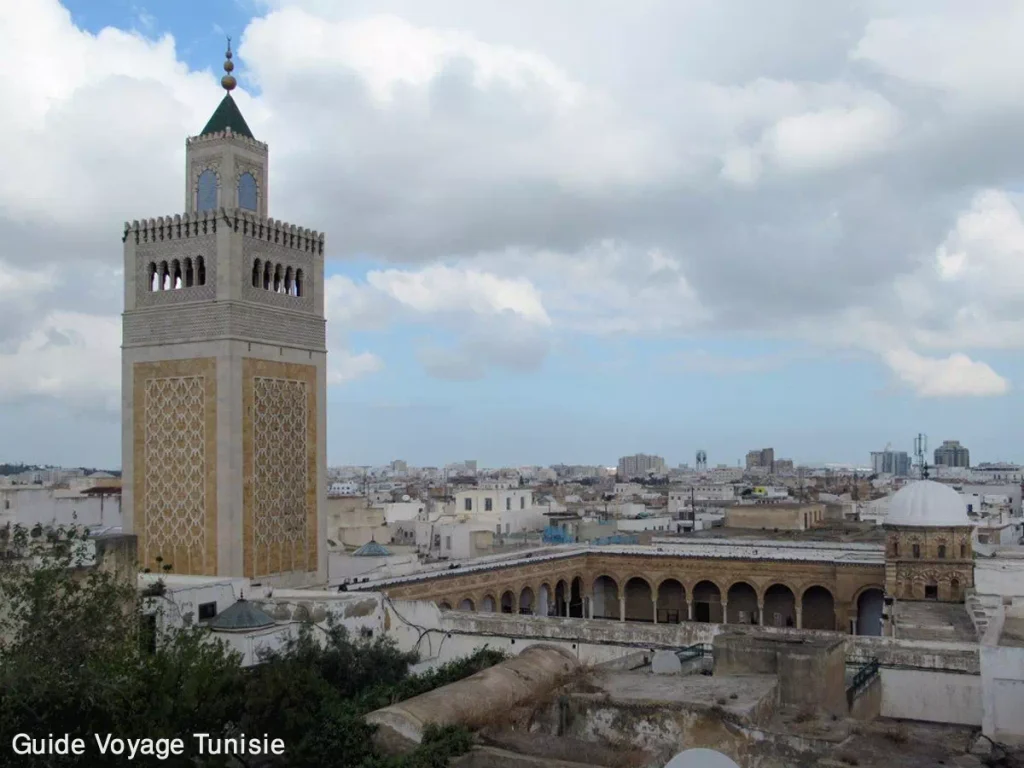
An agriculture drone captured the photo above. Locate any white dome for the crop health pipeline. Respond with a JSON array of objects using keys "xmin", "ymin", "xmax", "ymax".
[
  {"xmin": 664, "ymin": 750, "xmax": 740, "ymax": 768},
  {"xmin": 887, "ymin": 480, "xmax": 971, "ymax": 528}
]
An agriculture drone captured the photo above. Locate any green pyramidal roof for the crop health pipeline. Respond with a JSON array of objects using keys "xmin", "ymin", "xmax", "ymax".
[{"xmin": 200, "ymin": 93, "xmax": 255, "ymax": 140}]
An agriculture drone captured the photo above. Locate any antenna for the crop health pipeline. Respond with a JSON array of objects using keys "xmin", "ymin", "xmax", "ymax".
[{"xmin": 913, "ymin": 433, "xmax": 929, "ymax": 479}]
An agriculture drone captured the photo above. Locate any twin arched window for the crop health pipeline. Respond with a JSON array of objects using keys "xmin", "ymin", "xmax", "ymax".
[
  {"xmin": 251, "ymin": 258, "xmax": 302, "ymax": 297},
  {"xmin": 148, "ymin": 257, "xmax": 206, "ymax": 291}
]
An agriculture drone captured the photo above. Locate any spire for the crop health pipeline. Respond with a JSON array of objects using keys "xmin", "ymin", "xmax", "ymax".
[
  {"xmin": 221, "ymin": 37, "xmax": 237, "ymax": 92},
  {"xmin": 198, "ymin": 38, "xmax": 255, "ymax": 140}
]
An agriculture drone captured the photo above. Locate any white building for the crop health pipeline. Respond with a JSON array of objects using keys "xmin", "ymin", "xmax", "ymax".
[
  {"xmin": 1, "ymin": 485, "xmax": 123, "ymax": 530},
  {"xmin": 328, "ymin": 481, "xmax": 361, "ymax": 496}
]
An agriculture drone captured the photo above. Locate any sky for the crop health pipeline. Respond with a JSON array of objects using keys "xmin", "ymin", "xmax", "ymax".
[{"xmin": 1, "ymin": 0, "xmax": 1024, "ymax": 470}]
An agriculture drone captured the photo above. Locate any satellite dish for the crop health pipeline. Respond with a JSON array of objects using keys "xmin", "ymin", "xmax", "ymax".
[
  {"xmin": 664, "ymin": 749, "xmax": 740, "ymax": 768},
  {"xmin": 402, "ymin": 494, "xmax": 411, "ymax": 501}
]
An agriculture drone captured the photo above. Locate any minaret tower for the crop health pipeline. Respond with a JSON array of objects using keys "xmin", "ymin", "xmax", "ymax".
[{"xmin": 121, "ymin": 43, "xmax": 327, "ymax": 586}]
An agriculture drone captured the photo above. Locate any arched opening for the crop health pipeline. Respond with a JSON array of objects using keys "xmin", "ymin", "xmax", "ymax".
[
  {"xmin": 294, "ymin": 269, "xmax": 304, "ymax": 297},
  {"xmin": 500, "ymin": 591, "xmax": 514, "ymax": 614},
  {"xmin": 184, "ymin": 258, "xmax": 194, "ymax": 288},
  {"xmin": 195, "ymin": 256, "xmax": 206, "ymax": 286},
  {"xmin": 171, "ymin": 259, "xmax": 182, "ymax": 289},
  {"xmin": 856, "ymin": 588, "xmax": 884, "ymax": 636},
  {"xmin": 727, "ymin": 582, "xmax": 759, "ymax": 625},
  {"xmin": 592, "ymin": 575, "xmax": 619, "ymax": 620},
  {"xmin": 481, "ymin": 595, "xmax": 496, "ymax": 612},
  {"xmin": 160, "ymin": 261, "xmax": 170, "ymax": 290},
  {"xmin": 196, "ymin": 169, "xmax": 217, "ymax": 212},
  {"xmin": 624, "ymin": 577, "xmax": 653, "ymax": 622},
  {"xmin": 438, "ymin": 601, "xmax": 452, "ymax": 611},
  {"xmin": 657, "ymin": 579, "xmax": 685, "ymax": 624},
  {"xmin": 569, "ymin": 577, "xmax": 583, "ymax": 618},
  {"xmin": 538, "ymin": 583, "xmax": 551, "ymax": 616},
  {"xmin": 801, "ymin": 586, "xmax": 836, "ymax": 631},
  {"xmin": 519, "ymin": 586, "xmax": 535, "ymax": 615},
  {"xmin": 284, "ymin": 266, "xmax": 294, "ymax": 296},
  {"xmin": 692, "ymin": 580, "xmax": 722, "ymax": 623},
  {"xmin": 763, "ymin": 584, "xmax": 796, "ymax": 628},
  {"xmin": 238, "ymin": 171, "xmax": 258, "ymax": 211},
  {"xmin": 252, "ymin": 259, "xmax": 261, "ymax": 288},
  {"xmin": 554, "ymin": 580, "xmax": 568, "ymax": 617},
  {"xmin": 148, "ymin": 263, "xmax": 158, "ymax": 291},
  {"xmin": 263, "ymin": 261, "xmax": 272, "ymax": 290},
  {"xmin": 950, "ymin": 577, "xmax": 961, "ymax": 601},
  {"xmin": 458, "ymin": 598, "xmax": 474, "ymax": 611},
  {"xmin": 273, "ymin": 264, "xmax": 283, "ymax": 293}
]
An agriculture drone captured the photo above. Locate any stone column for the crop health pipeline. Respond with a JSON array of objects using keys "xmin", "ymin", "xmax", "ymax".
[
  {"xmin": 686, "ymin": 599, "xmax": 694, "ymax": 621},
  {"xmin": 652, "ymin": 598, "xmax": 659, "ymax": 624},
  {"xmin": 585, "ymin": 597, "xmax": 593, "ymax": 619},
  {"xmin": 721, "ymin": 600, "xmax": 728, "ymax": 625},
  {"xmin": 757, "ymin": 599, "xmax": 765, "ymax": 626},
  {"xmin": 796, "ymin": 605, "xmax": 803, "ymax": 629},
  {"xmin": 561, "ymin": 598, "xmax": 569, "ymax": 618},
  {"xmin": 619, "ymin": 595, "xmax": 626, "ymax": 622}
]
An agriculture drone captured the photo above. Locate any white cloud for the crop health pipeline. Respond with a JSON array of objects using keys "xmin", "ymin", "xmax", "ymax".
[
  {"xmin": 765, "ymin": 103, "xmax": 900, "ymax": 173},
  {"xmin": 327, "ymin": 350, "xmax": 384, "ymax": 384},
  {"xmin": 882, "ymin": 348, "xmax": 1009, "ymax": 398}
]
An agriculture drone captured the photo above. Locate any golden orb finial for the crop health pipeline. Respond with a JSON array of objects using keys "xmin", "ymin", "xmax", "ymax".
[{"xmin": 221, "ymin": 36, "xmax": 236, "ymax": 91}]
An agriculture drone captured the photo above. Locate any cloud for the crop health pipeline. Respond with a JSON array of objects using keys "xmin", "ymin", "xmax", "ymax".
[
  {"xmin": 882, "ymin": 349, "xmax": 1009, "ymax": 398},
  {"xmin": 327, "ymin": 350, "xmax": 384, "ymax": 384}
]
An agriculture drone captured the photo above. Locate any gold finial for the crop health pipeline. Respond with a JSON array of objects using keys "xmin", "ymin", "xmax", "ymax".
[{"xmin": 221, "ymin": 36, "xmax": 237, "ymax": 92}]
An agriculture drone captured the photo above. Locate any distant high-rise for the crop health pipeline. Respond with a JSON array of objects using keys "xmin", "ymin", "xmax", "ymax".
[
  {"xmin": 870, "ymin": 449, "xmax": 911, "ymax": 477},
  {"xmin": 934, "ymin": 440, "xmax": 970, "ymax": 469},
  {"xmin": 617, "ymin": 453, "xmax": 666, "ymax": 477},
  {"xmin": 745, "ymin": 448, "xmax": 775, "ymax": 471}
]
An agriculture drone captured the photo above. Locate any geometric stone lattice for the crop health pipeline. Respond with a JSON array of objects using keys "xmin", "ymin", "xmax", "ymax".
[
  {"xmin": 251, "ymin": 376, "xmax": 309, "ymax": 576},
  {"xmin": 143, "ymin": 376, "xmax": 207, "ymax": 572}
]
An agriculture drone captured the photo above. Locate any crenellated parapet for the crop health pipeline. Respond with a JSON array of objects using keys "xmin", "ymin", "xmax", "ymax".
[
  {"xmin": 124, "ymin": 209, "xmax": 325, "ymax": 256},
  {"xmin": 186, "ymin": 128, "xmax": 268, "ymax": 154}
]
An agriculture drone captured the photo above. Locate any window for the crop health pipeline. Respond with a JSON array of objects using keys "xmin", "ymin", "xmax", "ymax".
[
  {"xmin": 960, "ymin": 543, "xmax": 967, "ymax": 558},
  {"xmin": 445, "ymin": 536, "xmax": 451, "ymax": 551},
  {"xmin": 925, "ymin": 584, "xmax": 938, "ymax": 600},
  {"xmin": 505, "ymin": 523, "xmax": 510, "ymax": 534},
  {"xmin": 520, "ymin": 496, "xmax": 525, "ymax": 509},
  {"xmin": 238, "ymin": 172, "xmax": 258, "ymax": 211},
  {"xmin": 196, "ymin": 169, "xmax": 218, "ymax": 211},
  {"xmin": 506, "ymin": 497, "xmax": 511, "ymax": 511},
  {"xmin": 252, "ymin": 259, "xmax": 262, "ymax": 287},
  {"xmin": 495, "ymin": 525, "xmax": 501, "ymax": 535},
  {"xmin": 912, "ymin": 543, "xmax": 920, "ymax": 559},
  {"xmin": 198, "ymin": 602, "xmax": 217, "ymax": 621},
  {"xmin": 3, "ymin": 499, "xmax": 8, "ymax": 510},
  {"xmin": 464, "ymin": 498, "xmax": 472, "ymax": 511},
  {"xmin": 893, "ymin": 541, "xmax": 900, "ymax": 557},
  {"xmin": 485, "ymin": 497, "xmax": 493, "ymax": 512},
  {"xmin": 937, "ymin": 544, "xmax": 946, "ymax": 559}
]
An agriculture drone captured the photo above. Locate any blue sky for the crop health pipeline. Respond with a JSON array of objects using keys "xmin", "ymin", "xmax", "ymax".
[{"xmin": 2, "ymin": 1, "xmax": 1023, "ymax": 469}]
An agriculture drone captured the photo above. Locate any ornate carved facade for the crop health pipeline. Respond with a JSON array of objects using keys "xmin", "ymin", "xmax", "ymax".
[
  {"xmin": 132, "ymin": 358, "xmax": 218, "ymax": 575},
  {"xmin": 884, "ymin": 525, "xmax": 973, "ymax": 601}
]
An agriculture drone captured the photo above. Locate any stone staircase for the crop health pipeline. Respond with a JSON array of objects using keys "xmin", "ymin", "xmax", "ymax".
[{"xmin": 965, "ymin": 589, "xmax": 1001, "ymax": 639}]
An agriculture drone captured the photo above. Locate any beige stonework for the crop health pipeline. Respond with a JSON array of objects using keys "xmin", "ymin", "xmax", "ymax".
[
  {"xmin": 885, "ymin": 526, "xmax": 973, "ymax": 601},
  {"xmin": 242, "ymin": 358, "xmax": 318, "ymax": 579},
  {"xmin": 132, "ymin": 357, "xmax": 218, "ymax": 575},
  {"xmin": 375, "ymin": 552, "xmax": 885, "ymax": 633}
]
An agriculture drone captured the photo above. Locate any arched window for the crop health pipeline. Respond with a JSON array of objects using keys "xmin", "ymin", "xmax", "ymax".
[
  {"xmin": 196, "ymin": 169, "xmax": 218, "ymax": 212},
  {"xmin": 912, "ymin": 543, "xmax": 921, "ymax": 559},
  {"xmin": 284, "ymin": 266, "xmax": 294, "ymax": 295},
  {"xmin": 938, "ymin": 544, "xmax": 946, "ymax": 559},
  {"xmin": 159, "ymin": 261, "xmax": 170, "ymax": 290},
  {"xmin": 273, "ymin": 264, "xmax": 283, "ymax": 293},
  {"xmin": 263, "ymin": 261, "xmax": 272, "ymax": 290},
  {"xmin": 184, "ymin": 258, "xmax": 194, "ymax": 287},
  {"xmin": 195, "ymin": 256, "xmax": 206, "ymax": 286},
  {"xmin": 960, "ymin": 543, "xmax": 966, "ymax": 558},
  {"xmin": 171, "ymin": 259, "xmax": 182, "ymax": 289},
  {"xmin": 148, "ymin": 263, "xmax": 158, "ymax": 291},
  {"xmin": 252, "ymin": 259, "xmax": 262, "ymax": 288},
  {"xmin": 951, "ymin": 577, "xmax": 960, "ymax": 596},
  {"xmin": 294, "ymin": 269, "xmax": 303, "ymax": 297},
  {"xmin": 893, "ymin": 540, "xmax": 899, "ymax": 557},
  {"xmin": 238, "ymin": 172, "xmax": 258, "ymax": 211}
]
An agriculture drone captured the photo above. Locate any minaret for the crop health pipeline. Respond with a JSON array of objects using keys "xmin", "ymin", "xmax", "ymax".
[{"xmin": 121, "ymin": 43, "xmax": 328, "ymax": 587}]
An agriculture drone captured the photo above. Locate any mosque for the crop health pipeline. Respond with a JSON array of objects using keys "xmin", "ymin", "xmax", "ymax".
[{"xmin": 117, "ymin": 47, "xmax": 1024, "ymax": 765}]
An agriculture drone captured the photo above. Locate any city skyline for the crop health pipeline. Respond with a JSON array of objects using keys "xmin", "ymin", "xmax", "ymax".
[{"xmin": 3, "ymin": 1, "xmax": 1024, "ymax": 469}]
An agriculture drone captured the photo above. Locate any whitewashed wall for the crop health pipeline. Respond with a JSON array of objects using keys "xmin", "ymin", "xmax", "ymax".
[{"xmin": 879, "ymin": 668, "xmax": 982, "ymax": 725}]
